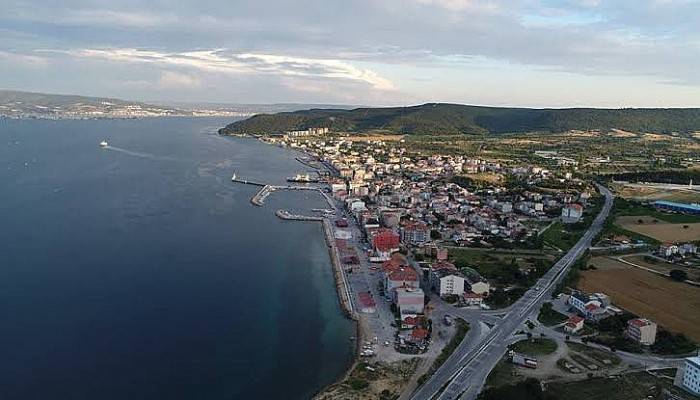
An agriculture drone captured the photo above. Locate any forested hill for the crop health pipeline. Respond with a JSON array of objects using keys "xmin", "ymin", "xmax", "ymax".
[{"xmin": 219, "ymin": 103, "xmax": 700, "ymax": 136}]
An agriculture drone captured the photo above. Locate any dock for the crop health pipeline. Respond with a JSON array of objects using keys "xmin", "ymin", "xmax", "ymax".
[
  {"xmin": 251, "ymin": 185, "xmax": 275, "ymax": 206},
  {"xmin": 275, "ymin": 209, "xmax": 323, "ymax": 221}
]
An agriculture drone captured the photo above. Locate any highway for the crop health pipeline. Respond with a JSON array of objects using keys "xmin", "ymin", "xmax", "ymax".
[{"xmin": 411, "ymin": 184, "xmax": 615, "ymax": 400}]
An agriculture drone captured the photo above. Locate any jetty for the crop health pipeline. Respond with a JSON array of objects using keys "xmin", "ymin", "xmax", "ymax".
[
  {"xmin": 275, "ymin": 209, "xmax": 323, "ymax": 221},
  {"xmin": 251, "ymin": 185, "xmax": 275, "ymax": 206},
  {"xmin": 231, "ymin": 173, "xmax": 266, "ymax": 187}
]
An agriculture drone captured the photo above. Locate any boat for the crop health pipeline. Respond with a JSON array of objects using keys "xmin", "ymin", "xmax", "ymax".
[
  {"xmin": 99, "ymin": 140, "xmax": 108, "ymax": 147},
  {"xmin": 286, "ymin": 173, "xmax": 319, "ymax": 183}
]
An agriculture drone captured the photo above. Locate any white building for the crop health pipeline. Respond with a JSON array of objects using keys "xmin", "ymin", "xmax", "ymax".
[
  {"xmin": 561, "ymin": 203, "xmax": 583, "ymax": 223},
  {"xmin": 677, "ymin": 356, "xmax": 700, "ymax": 396},
  {"xmin": 626, "ymin": 318, "xmax": 657, "ymax": 345},
  {"xmin": 430, "ymin": 269, "xmax": 465, "ymax": 297},
  {"xmin": 395, "ymin": 287, "xmax": 425, "ymax": 316}
]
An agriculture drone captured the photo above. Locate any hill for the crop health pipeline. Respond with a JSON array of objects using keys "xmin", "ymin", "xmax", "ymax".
[{"xmin": 219, "ymin": 103, "xmax": 700, "ymax": 136}]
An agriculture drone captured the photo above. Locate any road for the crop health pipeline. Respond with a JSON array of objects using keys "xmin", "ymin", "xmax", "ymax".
[{"xmin": 411, "ymin": 184, "xmax": 615, "ymax": 400}]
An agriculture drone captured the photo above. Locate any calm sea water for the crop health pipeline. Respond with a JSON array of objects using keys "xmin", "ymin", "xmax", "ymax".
[{"xmin": 0, "ymin": 117, "xmax": 353, "ymax": 399}]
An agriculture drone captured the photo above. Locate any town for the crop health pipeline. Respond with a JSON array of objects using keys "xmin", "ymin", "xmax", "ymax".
[{"xmin": 241, "ymin": 128, "xmax": 700, "ymax": 400}]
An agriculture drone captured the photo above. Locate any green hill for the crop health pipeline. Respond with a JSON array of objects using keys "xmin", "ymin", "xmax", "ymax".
[{"xmin": 219, "ymin": 103, "xmax": 700, "ymax": 136}]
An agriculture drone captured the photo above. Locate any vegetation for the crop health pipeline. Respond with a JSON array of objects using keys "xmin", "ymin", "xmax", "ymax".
[
  {"xmin": 669, "ymin": 269, "xmax": 688, "ymax": 281},
  {"xmin": 537, "ymin": 302, "xmax": 569, "ymax": 326},
  {"xmin": 546, "ymin": 371, "xmax": 686, "ymax": 400},
  {"xmin": 220, "ymin": 103, "xmax": 700, "ymax": 136},
  {"xmin": 651, "ymin": 330, "xmax": 697, "ymax": 355},
  {"xmin": 510, "ymin": 338, "xmax": 558, "ymax": 356},
  {"xmin": 478, "ymin": 378, "xmax": 554, "ymax": 400},
  {"xmin": 416, "ymin": 319, "xmax": 470, "ymax": 386},
  {"xmin": 606, "ymin": 170, "xmax": 700, "ymax": 186}
]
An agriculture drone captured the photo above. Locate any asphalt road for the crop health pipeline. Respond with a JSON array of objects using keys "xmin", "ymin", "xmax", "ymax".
[{"xmin": 411, "ymin": 184, "xmax": 615, "ymax": 400}]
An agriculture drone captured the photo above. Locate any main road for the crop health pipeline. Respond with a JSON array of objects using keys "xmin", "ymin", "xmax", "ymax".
[{"xmin": 411, "ymin": 184, "xmax": 614, "ymax": 400}]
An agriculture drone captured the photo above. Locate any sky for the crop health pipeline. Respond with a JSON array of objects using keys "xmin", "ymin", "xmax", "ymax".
[{"xmin": 1, "ymin": 0, "xmax": 699, "ymax": 107}]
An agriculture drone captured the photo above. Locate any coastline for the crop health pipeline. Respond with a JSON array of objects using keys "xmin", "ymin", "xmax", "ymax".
[{"xmin": 228, "ymin": 133, "xmax": 367, "ymax": 395}]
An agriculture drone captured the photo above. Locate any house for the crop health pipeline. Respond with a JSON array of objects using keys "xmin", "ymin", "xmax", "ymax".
[
  {"xmin": 466, "ymin": 276, "xmax": 490, "ymax": 296},
  {"xmin": 567, "ymin": 292, "xmax": 607, "ymax": 320},
  {"xmin": 394, "ymin": 286, "xmax": 425, "ymax": 316},
  {"xmin": 561, "ymin": 203, "xmax": 583, "ymax": 223},
  {"xmin": 372, "ymin": 228, "xmax": 400, "ymax": 261},
  {"xmin": 626, "ymin": 318, "xmax": 657, "ymax": 345},
  {"xmin": 564, "ymin": 315, "xmax": 585, "ymax": 334},
  {"xmin": 659, "ymin": 242, "xmax": 679, "ymax": 258},
  {"xmin": 462, "ymin": 291, "xmax": 484, "ymax": 306},
  {"xmin": 358, "ymin": 292, "xmax": 376, "ymax": 314}
]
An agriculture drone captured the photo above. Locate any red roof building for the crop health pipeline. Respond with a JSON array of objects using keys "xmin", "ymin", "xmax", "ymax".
[{"xmin": 373, "ymin": 228, "xmax": 400, "ymax": 252}]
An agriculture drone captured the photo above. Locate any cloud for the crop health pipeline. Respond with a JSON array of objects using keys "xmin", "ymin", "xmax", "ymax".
[
  {"xmin": 158, "ymin": 71, "xmax": 201, "ymax": 89},
  {"xmin": 58, "ymin": 48, "xmax": 395, "ymax": 90},
  {"xmin": 0, "ymin": 50, "xmax": 48, "ymax": 67}
]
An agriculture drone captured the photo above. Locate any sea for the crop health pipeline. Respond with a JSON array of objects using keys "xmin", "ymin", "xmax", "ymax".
[{"xmin": 0, "ymin": 117, "xmax": 354, "ymax": 400}]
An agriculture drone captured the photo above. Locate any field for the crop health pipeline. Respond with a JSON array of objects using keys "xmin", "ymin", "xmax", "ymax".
[
  {"xmin": 546, "ymin": 371, "xmax": 688, "ymax": 400},
  {"xmin": 579, "ymin": 257, "xmax": 700, "ymax": 341},
  {"xmin": 615, "ymin": 184, "xmax": 700, "ymax": 203},
  {"xmin": 621, "ymin": 255, "xmax": 700, "ymax": 281},
  {"xmin": 614, "ymin": 215, "xmax": 700, "ymax": 242}
]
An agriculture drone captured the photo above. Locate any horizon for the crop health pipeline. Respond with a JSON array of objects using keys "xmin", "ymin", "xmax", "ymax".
[
  {"xmin": 1, "ymin": 1, "xmax": 700, "ymax": 108},
  {"xmin": 4, "ymin": 88, "xmax": 700, "ymax": 111}
]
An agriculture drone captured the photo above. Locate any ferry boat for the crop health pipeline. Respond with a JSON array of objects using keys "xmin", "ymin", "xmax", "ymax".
[
  {"xmin": 286, "ymin": 173, "xmax": 318, "ymax": 183},
  {"xmin": 99, "ymin": 140, "xmax": 109, "ymax": 147}
]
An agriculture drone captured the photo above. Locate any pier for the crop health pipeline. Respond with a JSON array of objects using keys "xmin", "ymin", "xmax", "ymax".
[{"xmin": 275, "ymin": 209, "xmax": 323, "ymax": 221}]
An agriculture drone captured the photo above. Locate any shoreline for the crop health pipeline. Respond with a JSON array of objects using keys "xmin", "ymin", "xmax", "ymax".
[{"xmin": 229, "ymin": 134, "xmax": 367, "ymax": 395}]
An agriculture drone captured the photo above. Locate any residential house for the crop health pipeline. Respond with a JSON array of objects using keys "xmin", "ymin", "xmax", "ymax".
[{"xmin": 626, "ymin": 318, "xmax": 657, "ymax": 345}]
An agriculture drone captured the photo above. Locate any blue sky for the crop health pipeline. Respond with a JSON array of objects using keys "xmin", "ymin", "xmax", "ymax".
[{"xmin": 1, "ymin": 0, "xmax": 699, "ymax": 107}]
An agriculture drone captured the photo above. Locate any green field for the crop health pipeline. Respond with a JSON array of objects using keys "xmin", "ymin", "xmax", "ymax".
[{"xmin": 510, "ymin": 338, "xmax": 558, "ymax": 356}]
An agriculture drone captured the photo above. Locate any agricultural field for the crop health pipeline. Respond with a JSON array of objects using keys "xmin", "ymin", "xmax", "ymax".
[
  {"xmin": 579, "ymin": 257, "xmax": 700, "ymax": 342},
  {"xmin": 614, "ymin": 215, "xmax": 700, "ymax": 242},
  {"xmin": 621, "ymin": 254, "xmax": 700, "ymax": 282},
  {"xmin": 614, "ymin": 183, "xmax": 700, "ymax": 203},
  {"xmin": 546, "ymin": 371, "xmax": 691, "ymax": 400}
]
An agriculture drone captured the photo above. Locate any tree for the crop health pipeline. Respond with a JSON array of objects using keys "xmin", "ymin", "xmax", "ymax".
[{"xmin": 670, "ymin": 269, "xmax": 688, "ymax": 281}]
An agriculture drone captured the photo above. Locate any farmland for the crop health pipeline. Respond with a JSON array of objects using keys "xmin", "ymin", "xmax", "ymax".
[
  {"xmin": 614, "ymin": 215, "xmax": 700, "ymax": 242},
  {"xmin": 579, "ymin": 257, "xmax": 700, "ymax": 342}
]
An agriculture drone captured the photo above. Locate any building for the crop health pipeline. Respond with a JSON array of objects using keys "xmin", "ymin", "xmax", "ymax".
[
  {"xmin": 431, "ymin": 268, "xmax": 466, "ymax": 297},
  {"xmin": 654, "ymin": 200, "xmax": 700, "ymax": 215},
  {"xmin": 394, "ymin": 287, "xmax": 425, "ymax": 316},
  {"xmin": 358, "ymin": 292, "xmax": 376, "ymax": 313},
  {"xmin": 561, "ymin": 203, "xmax": 584, "ymax": 223},
  {"xmin": 400, "ymin": 221, "xmax": 430, "ymax": 245},
  {"xmin": 564, "ymin": 315, "xmax": 585, "ymax": 334},
  {"xmin": 567, "ymin": 291, "xmax": 607, "ymax": 320},
  {"xmin": 676, "ymin": 356, "xmax": 700, "ymax": 396},
  {"xmin": 372, "ymin": 228, "xmax": 400, "ymax": 261},
  {"xmin": 626, "ymin": 318, "xmax": 657, "ymax": 345},
  {"xmin": 466, "ymin": 276, "xmax": 490, "ymax": 295},
  {"xmin": 462, "ymin": 291, "xmax": 484, "ymax": 306}
]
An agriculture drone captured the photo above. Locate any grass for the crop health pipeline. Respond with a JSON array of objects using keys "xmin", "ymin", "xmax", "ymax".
[
  {"xmin": 510, "ymin": 338, "xmax": 558, "ymax": 356},
  {"xmin": 546, "ymin": 371, "xmax": 686, "ymax": 400},
  {"xmin": 541, "ymin": 221, "xmax": 586, "ymax": 251},
  {"xmin": 613, "ymin": 197, "xmax": 700, "ymax": 223},
  {"xmin": 566, "ymin": 342, "xmax": 621, "ymax": 366},
  {"xmin": 416, "ymin": 319, "xmax": 470, "ymax": 386},
  {"xmin": 537, "ymin": 302, "xmax": 569, "ymax": 326},
  {"xmin": 484, "ymin": 357, "xmax": 519, "ymax": 389}
]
